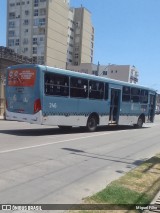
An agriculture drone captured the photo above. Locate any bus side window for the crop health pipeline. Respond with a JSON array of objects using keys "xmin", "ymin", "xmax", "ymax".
[
  {"xmin": 70, "ymin": 77, "xmax": 88, "ymax": 98},
  {"xmin": 105, "ymin": 83, "xmax": 108, "ymax": 100},
  {"xmin": 44, "ymin": 73, "xmax": 69, "ymax": 97},
  {"xmin": 140, "ymin": 90, "xmax": 148, "ymax": 103},
  {"xmin": 131, "ymin": 88, "xmax": 140, "ymax": 103},
  {"xmin": 89, "ymin": 80, "xmax": 104, "ymax": 100},
  {"xmin": 44, "ymin": 74, "xmax": 51, "ymax": 95},
  {"xmin": 122, "ymin": 86, "xmax": 131, "ymax": 102}
]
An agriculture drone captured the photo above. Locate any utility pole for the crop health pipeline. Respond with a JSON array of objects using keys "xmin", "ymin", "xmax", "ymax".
[{"xmin": 97, "ymin": 61, "xmax": 100, "ymax": 76}]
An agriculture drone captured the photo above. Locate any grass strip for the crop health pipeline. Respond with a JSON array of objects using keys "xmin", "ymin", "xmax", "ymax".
[{"xmin": 70, "ymin": 153, "xmax": 160, "ymax": 213}]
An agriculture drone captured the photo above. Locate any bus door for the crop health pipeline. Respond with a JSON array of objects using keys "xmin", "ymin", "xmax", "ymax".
[
  {"xmin": 109, "ymin": 89, "xmax": 121, "ymax": 124},
  {"xmin": 148, "ymin": 94, "xmax": 156, "ymax": 122}
]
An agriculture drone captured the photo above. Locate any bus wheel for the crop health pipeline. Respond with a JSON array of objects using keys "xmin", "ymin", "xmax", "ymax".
[
  {"xmin": 58, "ymin": 126, "xmax": 72, "ymax": 131},
  {"xmin": 136, "ymin": 117, "xmax": 143, "ymax": 128},
  {"xmin": 87, "ymin": 116, "xmax": 97, "ymax": 132}
]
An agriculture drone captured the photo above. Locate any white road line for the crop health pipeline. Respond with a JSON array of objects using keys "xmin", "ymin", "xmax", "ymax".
[{"xmin": 0, "ymin": 130, "xmax": 128, "ymax": 155}]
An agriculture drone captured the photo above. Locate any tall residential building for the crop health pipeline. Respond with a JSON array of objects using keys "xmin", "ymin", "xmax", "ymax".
[
  {"xmin": 7, "ymin": 1, "xmax": 94, "ymax": 68},
  {"xmin": 7, "ymin": 0, "xmax": 70, "ymax": 68},
  {"xmin": 67, "ymin": 7, "xmax": 94, "ymax": 66}
]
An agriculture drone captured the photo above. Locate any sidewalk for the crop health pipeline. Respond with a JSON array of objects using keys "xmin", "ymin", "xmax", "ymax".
[{"xmin": 0, "ymin": 115, "xmax": 4, "ymax": 120}]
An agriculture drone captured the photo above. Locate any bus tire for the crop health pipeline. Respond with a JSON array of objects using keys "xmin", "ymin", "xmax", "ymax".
[
  {"xmin": 86, "ymin": 116, "xmax": 97, "ymax": 132},
  {"xmin": 58, "ymin": 126, "xmax": 72, "ymax": 131},
  {"xmin": 136, "ymin": 116, "xmax": 143, "ymax": 128}
]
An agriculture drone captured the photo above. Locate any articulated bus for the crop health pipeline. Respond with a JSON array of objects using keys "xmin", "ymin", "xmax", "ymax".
[{"xmin": 5, "ymin": 64, "xmax": 156, "ymax": 132}]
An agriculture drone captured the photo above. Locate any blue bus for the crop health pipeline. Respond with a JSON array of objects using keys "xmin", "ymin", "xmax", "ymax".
[{"xmin": 5, "ymin": 64, "xmax": 157, "ymax": 131}]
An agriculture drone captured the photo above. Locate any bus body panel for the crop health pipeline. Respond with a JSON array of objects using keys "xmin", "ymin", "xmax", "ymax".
[
  {"xmin": 5, "ymin": 64, "xmax": 157, "ymax": 129},
  {"xmin": 6, "ymin": 109, "xmax": 42, "ymax": 124},
  {"xmin": 6, "ymin": 64, "xmax": 43, "ymax": 123}
]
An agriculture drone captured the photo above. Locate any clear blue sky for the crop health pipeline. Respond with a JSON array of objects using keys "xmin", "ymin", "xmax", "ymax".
[{"xmin": 1, "ymin": 0, "xmax": 160, "ymax": 92}]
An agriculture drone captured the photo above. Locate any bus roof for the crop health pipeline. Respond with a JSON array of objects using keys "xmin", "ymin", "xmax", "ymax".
[{"xmin": 7, "ymin": 64, "xmax": 157, "ymax": 92}]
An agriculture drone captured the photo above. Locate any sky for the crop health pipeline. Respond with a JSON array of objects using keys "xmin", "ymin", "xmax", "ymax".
[{"xmin": 1, "ymin": 0, "xmax": 160, "ymax": 92}]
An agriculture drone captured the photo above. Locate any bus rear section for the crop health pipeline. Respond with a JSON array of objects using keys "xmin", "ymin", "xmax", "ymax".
[{"xmin": 6, "ymin": 65, "xmax": 42, "ymax": 124}]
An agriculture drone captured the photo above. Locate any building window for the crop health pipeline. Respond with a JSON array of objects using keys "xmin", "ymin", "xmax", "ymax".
[
  {"xmin": 92, "ymin": 70, "xmax": 98, "ymax": 76},
  {"xmin": 75, "ymin": 22, "xmax": 79, "ymax": 27},
  {"xmin": 70, "ymin": 27, "xmax": 74, "ymax": 32},
  {"xmin": 39, "ymin": 37, "xmax": 44, "ymax": 42},
  {"xmin": 34, "ymin": 9, "xmax": 39, "ymax": 16},
  {"xmin": 91, "ymin": 42, "xmax": 94, "ymax": 48},
  {"xmin": 24, "ymin": 47, "xmax": 28, "ymax": 53},
  {"xmin": 33, "ymin": 28, "xmax": 38, "ymax": 35},
  {"xmin": 8, "ymin": 30, "xmax": 15, "ymax": 37},
  {"xmin": 25, "ymin": 10, "xmax": 29, "ymax": 15},
  {"xmin": 103, "ymin": 71, "xmax": 107, "ymax": 75},
  {"xmin": 75, "ymin": 54, "xmax": 79, "ymax": 59},
  {"xmin": 34, "ymin": 0, "xmax": 39, "ymax": 7},
  {"xmin": 33, "ymin": 18, "xmax": 39, "ymax": 26},
  {"xmin": 75, "ymin": 47, "xmax": 79, "ymax": 52},
  {"xmin": 39, "ymin": 18, "xmax": 45, "ymax": 26},
  {"xmin": 69, "ymin": 43, "xmax": 73, "ymax": 47},
  {"xmin": 9, "ymin": 12, "xmax": 15, "ymax": 19},
  {"xmin": 23, "ymin": 38, "xmax": 28, "ymax": 44},
  {"xmin": 24, "ymin": 20, "xmax": 29, "ymax": 25},
  {"xmin": 16, "ymin": 2, "xmax": 20, "ymax": 6},
  {"xmin": 39, "ymin": 28, "xmax": 45, "ymax": 35},
  {"xmin": 15, "ymin": 39, "xmax": 20, "ymax": 46},
  {"xmin": 39, "ymin": 8, "xmax": 46, "ymax": 15},
  {"xmin": 9, "ymin": 21, "xmax": 15, "ymax": 28},
  {"xmin": 38, "ymin": 56, "xmax": 44, "ymax": 65},
  {"xmin": 33, "ymin": 37, "xmax": 37, "ymax": 45},
  {"xmin": 33, "ymin": 47, "xmax": 37, "ymax": 54},
  {"xmin": 8, "ymin": 39, "xmax": 14, "ymax": 46},
  {"xmin": 10, "ymin": 3, "xmax": 15, "ymax": 7},
  {"xmin": 24, "ymin": 29, "xmax": 29, "ymax": 33}
]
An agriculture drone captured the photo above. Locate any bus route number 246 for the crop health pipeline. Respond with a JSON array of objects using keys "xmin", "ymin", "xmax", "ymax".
[{"xmin": 49, "ymin": 103, "xmax": 57, "ymax": 109}]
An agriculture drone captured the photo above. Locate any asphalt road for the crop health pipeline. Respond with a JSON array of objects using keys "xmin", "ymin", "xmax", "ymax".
[{"xmin": 0, "ymin": 116, "xmax": 160, "ymax": 207}]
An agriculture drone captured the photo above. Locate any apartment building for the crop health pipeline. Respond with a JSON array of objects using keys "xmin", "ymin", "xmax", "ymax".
[
  {"xmin": 67, "ymin": 7, "xmax": 94, "ymax": 66},
  {"xmin": 7, "ymin": 0, "xmax": 94, "ymax": 68},
  {"xmin": 67, "ymin": 63, "xmax": 139, "ymax": 83},
  {"xmin": 7, "ymin": 0, "xmax": 70, "ymax": 69}
]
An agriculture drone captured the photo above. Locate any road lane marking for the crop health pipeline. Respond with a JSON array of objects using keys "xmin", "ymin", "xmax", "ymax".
[{"xmin": 0, "ymin": 130, "xmax": 129, "ymax": 154}]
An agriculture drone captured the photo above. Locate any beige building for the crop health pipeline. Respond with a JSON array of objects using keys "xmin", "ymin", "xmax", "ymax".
[
  {"xmin": 67, "ymin": 7, "xmax": 94, "ymax": 66},
  {"xmin": 7, "ymin": 1, "xmax": 94, "ymax": 69},
  {"xmin": 67, "ymin": 63, "xmax": 139, "ymax": 84},
  {"xmin": 7, "ymin": 0, "xmax": 70, "ymax": 69}
]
